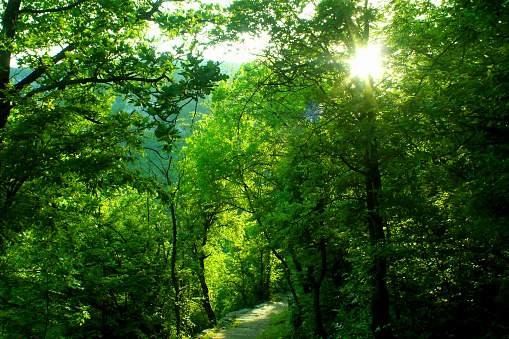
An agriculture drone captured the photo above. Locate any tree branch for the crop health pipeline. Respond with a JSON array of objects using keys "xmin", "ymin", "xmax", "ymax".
[
  {"xmin": 19, "ymin": 0, "xmax": 89, "ymax": 14},
  {"xmin": 0, "ymin": 295, "xmax": 22, "ymax": 308},
  {"xmin": 27, "ymin": 73, "xmax": 167, "ymax": 96},
  {"xmin": 14, "ymin": 44, "xmax": 75, "ymax": 90},
  {"xmin": 137, "ymin": 0, "xmax": 166, "ymax": 21},
  {"xmin": 338, "ymin": 154, "xmax": 368, "ymax": 175}
]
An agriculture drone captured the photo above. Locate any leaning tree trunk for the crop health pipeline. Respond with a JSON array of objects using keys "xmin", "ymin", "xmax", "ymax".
[
  {"xmin": 270, "ymin": 246, "xmax": 303, "ymax": 327},
  {"xmin": 197, "ymin": 252, "xmax": 217, "ymax": 327},
  {"xmin": 193, "ymin": 212, "xmax": 217, "ymax": 327}
]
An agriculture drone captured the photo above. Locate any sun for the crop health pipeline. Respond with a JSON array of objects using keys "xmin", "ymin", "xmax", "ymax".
[{"xmin": 348, "ymin": 44, "xmax": 383, "ymax": 80}]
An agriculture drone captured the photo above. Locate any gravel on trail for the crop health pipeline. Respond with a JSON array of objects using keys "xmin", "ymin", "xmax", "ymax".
[{"xmin": 195, "ymin": 298, "xmax": 288, "ymax": 339}]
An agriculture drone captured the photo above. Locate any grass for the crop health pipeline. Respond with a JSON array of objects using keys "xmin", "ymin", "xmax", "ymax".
[{"xmin": 256, "ymin": 309, "xmax": 291, "ymax": 339}]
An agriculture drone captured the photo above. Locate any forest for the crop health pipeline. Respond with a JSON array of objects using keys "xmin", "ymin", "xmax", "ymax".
[{"xmin": 1, "ymin": 0, "xmax": 508, "ymax": 338}]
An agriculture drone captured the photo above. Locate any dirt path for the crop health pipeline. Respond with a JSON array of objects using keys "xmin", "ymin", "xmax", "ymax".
[{"xmin": 196, "ymin": 298, "xmax": 288, "ymax": 339}]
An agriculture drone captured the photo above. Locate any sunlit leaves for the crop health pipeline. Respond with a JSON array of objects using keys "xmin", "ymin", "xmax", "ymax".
[{"xmin": 0, "ymin": 189, "xmax": 174, "ymax": 338}]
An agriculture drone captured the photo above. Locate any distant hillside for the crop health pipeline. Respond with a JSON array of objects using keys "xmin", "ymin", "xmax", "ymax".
[
  {"xmin": 9, "ymin": 61, "xmax": 242, "ymax": 183},
  {"xmin": 12, "ymin": 60, "xmax": 241, "ymax": 123}
]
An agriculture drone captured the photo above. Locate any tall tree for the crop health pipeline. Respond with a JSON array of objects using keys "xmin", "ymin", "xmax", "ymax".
[{"xmin": 223, "ymin": 0, "xmax": 394, "ymax": 336}]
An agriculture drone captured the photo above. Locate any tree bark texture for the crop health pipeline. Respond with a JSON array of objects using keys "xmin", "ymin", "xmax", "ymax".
[{"xmin": 365, "ymin": 129, "xmax": 393, "ymax": 339}]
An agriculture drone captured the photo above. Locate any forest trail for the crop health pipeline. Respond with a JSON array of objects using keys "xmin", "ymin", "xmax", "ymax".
[{"xmin": 195, "ymin": 298, "xmax": 288, "ymax": 339}]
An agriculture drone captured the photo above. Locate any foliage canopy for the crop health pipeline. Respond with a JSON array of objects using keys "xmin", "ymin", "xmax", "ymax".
[{"xmin": 1, "ymin": 0, "xmax": 509, "ymax": 338}]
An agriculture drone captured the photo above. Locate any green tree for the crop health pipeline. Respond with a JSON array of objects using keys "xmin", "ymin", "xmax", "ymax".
[
  {"xmin": 221, "ymin": 0, "xmax": 395, "ymax": 337},
  {"xmin": 0, "ymin": 182, "xmax": 177, "ymax": 338},
  {"xmin": 187, "ymin": 62, "xmax": 344, "ymax": 337},
  {"xmin": 0, "ymin": 0, "xmax": 227, "ymax": 243},
  {"xmin": 178, "ymin": 109, "xmax": 259, "ymax": 313},
  {"xmin": 187, "ymin": 0, "xmax": 509, "ymax": 337},
  {"xmin": 380, "ymin": 0, "xmax": 509, "ymax": 337},
  {"xmin": 0, "ymin": 1, "xmax": 228, "ymax": 337}
]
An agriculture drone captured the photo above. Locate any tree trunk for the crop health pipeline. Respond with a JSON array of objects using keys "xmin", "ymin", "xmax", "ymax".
[
  {"xmin": 197, "ymin": 252, "xmax": 217, "ymax": 327},
  {"xmin": 194, "ymin": 212, "xmax": 217, "ymax": 327},
  {"xmin": 289, "ymin": 248, "xmax": 312, "ymax": 294},
  {"xmin": 270, "ymin": 247, "xmax": 302, "ymax": 307},
  {"xmin": 362, "ymin": 0, "xmax": 393, "ymax": 327},
  {"xmin": 258, "ymin": 246, "xmax": 271, "ymax": 301},
  {"xmin": 266, "ymin": 233, "xmax": 304, "ymax": 329},
  {"xmin": 0, "ymin": 0, "xmax": 21, "ymax": 130},
  {"xmin": 169, "ymin": 203, "xmax": 182, "ymax": 337},
  {"xmin": 308, "ymin": 240, "xmax": 327, "ymax": 338},
  {"xmin": 365, "ymin": 125, "xmax": 393, "ymax": 339}
]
